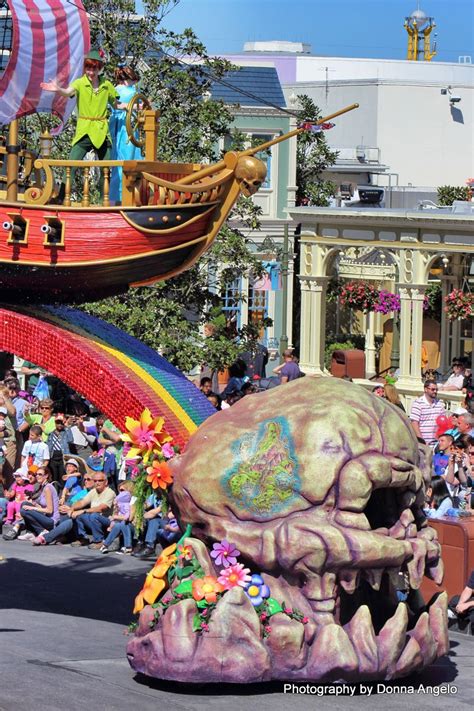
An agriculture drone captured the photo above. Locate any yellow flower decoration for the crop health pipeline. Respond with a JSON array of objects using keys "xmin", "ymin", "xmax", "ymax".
[
  {"xmin": 122, "ymin": 408, "xmax": 173, "ymax": 464},
  {"xmin": 133, "ymin": 543, "xmax": 177, "ymax": 614}
]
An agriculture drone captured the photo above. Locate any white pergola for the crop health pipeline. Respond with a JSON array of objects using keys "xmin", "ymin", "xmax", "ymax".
[{"xmin": 289, "ymin": 206, "xmax": 474, "ymax": 407}]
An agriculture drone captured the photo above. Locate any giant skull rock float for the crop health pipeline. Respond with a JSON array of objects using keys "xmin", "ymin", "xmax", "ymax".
[{"xmin": 127, "ymin": 378, "xmax": 448, "ymax": 683}]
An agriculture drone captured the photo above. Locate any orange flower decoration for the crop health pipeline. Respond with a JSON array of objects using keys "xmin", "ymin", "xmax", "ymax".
[
  {"xmin": 122, "ymin": 409, "xmax": 173, "ymax": 464},
  {"xmin": 146, "ymin": 459, "xmax": 173, "ymax": 490},
  {"xmin": 192, "ymin": 576, "xmax": 224, "ymax": 604},
  {"xmin": 133, "ymin": 543, "xmax": 177, "ymax": 614}
]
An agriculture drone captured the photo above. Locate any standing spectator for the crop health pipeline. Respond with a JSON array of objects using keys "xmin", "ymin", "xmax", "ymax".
[
  {"xmin": 240, "ymin": 343, "xmax": 269, "ymax": 380},
  {"xmin": 69, "ymin": 472, "xmax": 116, "ymax": 548},
  {"xmin": 410, "ymin": 379, "xmax": 446, "ymax": 445},
  {"xmin": 0, "ymin": 384, "xmax": 18, "ymax": 484},
  {"xmin": 457, "ymin": 413, "xmax": 474, "ymax": 438},
  {"xmin": 25, "ymin": 398, "xmax": 56, "ymax": 441},
  {"xmin": 0, "ymin": 406, "xmax": 14, "ymax": 478},
  {"xmin": 19, "ymin": 360, "xmax": 43, "ymax": 395},
  {"xmin": 273, "ymin": 349, "xmax": 301, "ymax": 383},
  {"xmin": 20, "ymin": 466, "xmax": 60, "ymax": 538},
  {"xmin": 21, "ymin": 425, "xmax": 50, "ymax": 469},
  {"xmin": 46, "ymin": 414, "xmax": 74, "ymax": 486},
  {"xmin": 384, "ymin": 383, "xmax": 405, "ymax": 411}
]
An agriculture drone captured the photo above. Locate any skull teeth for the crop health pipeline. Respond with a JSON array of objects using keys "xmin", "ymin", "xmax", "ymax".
[
  {"xmin": 363, "ymin": 568, "xmax": 384, "ymax": 591},
  {"xmin": 338, "ymin": 569, "xmax": 360, "ymax": 594}
]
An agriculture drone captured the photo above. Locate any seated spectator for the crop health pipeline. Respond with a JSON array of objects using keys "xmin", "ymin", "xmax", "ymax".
[
  {"xmin": 69, "ymin": 472, "xmax": 115, "ymax": 548},
  {"xmin": 33, "ymin": 471, "xmax": 95, "ymax": 546},
  {"xmin": 439, "ymin": 360, "xmax": 465, "ymax": 391},
  {"xmin": 273, "ymin": 349, "xmax": 301, "ymax": 383},
  {"xmin": 206, "ymin": 393, "xmax": 221, "ymax": 410},
  {"xmin": 21, "ymin": 425, "xmax": 50, "ymax": 469},
  {"xmin": 425, "ymin": 477, "xmax": 453, "ymax": 519},
  {"xmin": 132, "ymin": 491, "xmax": 162, "ymax": 558},
  {"xmin": 3, "ymin": 469, "xmax": 34, "ymax": 526},
  {"xmin": 448, "ymin": 570, "xmax": 474, "ymax": 633},
  {"xmin": 199, "ymin": 377, "xmax": 212, "ymax": 396},
  {"xmin": 20, "ymin": 466, "xmax": 60, "ymax": 539},
  {"xmin": 46, "ymin": 415, "xmax": 74, "ymax": 486},
  {"xmin": 221, "ymin": 359, "xmax": 248, "ymax": 400},
  {"xmin": 59, "ymin": 457, "xmax": 87, "ymax": 506},
  {"xmin": 100, "ymin": 480, "xmax": 136, "ymax": 554},
  {"xmin": 433, "ymin": 431, "xmax": 455, "ymax": 477},
  {"xmin": 160, "ymin": 508, "xmax": 180, "ymax": 544},
  {"xmin": 221, "ymin": 391, "xmax": 243, "ymax": 409}
]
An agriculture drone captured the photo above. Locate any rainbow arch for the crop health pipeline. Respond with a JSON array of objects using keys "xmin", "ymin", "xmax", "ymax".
[{"xmin": 0, "ymin": 305, "xmax": 215, "ymax": 449}]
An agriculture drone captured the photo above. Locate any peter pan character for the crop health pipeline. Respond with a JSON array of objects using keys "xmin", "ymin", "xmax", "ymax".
[{"xmin": 40, "ymin": 49, "xmax": 119, "ymax": 198}]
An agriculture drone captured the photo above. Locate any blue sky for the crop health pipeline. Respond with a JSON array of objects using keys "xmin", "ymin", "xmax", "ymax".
[{"xmin": 138, "ymin": 0, "xmax": 473, "ymax": 63}]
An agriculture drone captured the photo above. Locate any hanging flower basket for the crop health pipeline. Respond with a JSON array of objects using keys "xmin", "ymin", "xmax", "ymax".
[
  {"xmin": 444, "ymin": 289, "xmax": 474, "ymax": 321},
  {"xmin": 374, "ymin": 290, "xmax": 400, "ymax": 314},
  {"xmin": 339, "ymin": 281, "xmax": 379, "ymax": 312}
]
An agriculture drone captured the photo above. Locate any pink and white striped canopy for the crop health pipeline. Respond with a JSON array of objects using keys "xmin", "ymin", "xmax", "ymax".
[{"xmin": 0, "ymin": 0, "xmax": 90, "ymax": 126}]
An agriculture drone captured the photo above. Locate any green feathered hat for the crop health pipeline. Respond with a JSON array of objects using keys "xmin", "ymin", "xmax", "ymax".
[{"xmin": 84, "ymin": 49, "xmax": 105, "ymax": 64}]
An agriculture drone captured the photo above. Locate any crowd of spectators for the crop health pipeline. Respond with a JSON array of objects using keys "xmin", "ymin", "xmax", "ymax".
[{"xmin": 0, "ymin": 365, "xmax": 180, "ymax": 557}]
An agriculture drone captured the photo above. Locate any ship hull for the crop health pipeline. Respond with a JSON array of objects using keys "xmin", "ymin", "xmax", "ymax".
[{"xmin": 0, "ymin": 200, "xmax": 224, "ymax": 303}]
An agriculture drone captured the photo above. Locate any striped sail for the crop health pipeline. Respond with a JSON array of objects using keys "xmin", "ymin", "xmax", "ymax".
[{"xmin": 0, "ymin": 0, "xmax": 89, "ymax": 126}]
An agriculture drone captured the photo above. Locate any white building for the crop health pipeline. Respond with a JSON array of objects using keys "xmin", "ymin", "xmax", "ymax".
[{"xmin": 225, "ymin": 43, "xmax": 474, "ymax": 201}]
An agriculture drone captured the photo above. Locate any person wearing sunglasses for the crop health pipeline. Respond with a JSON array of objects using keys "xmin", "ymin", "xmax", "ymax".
[
  {"xmin": 40, "ymin": 49, "xmax": 118, "ymax": 200},
  {"xmin": 24, "ymin": 399, "xmax": 56, "ymax": 442}
]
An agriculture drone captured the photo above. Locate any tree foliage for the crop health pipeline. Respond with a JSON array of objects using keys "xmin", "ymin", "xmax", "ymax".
[
  {"xmin": 77, "ymin": 1, "xmax": 270, "ymax": 373},
  {"xmin": 294, "ymin": 95, "xmax": 339, "ymax": 207}
]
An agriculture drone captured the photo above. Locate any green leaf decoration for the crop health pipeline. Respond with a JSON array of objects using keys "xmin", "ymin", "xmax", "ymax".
[
  {"xmin": 177, "ymin": 524, "xmax": 193, "ymax": 547},
  {"xmin": 174, "ymin": 579, "xmax": 193, "ymax": 595},
  {"xmin": 192, "ymin": 613, "xmax": 202, "ymax": 632},
  {"xmin": 176, "ymin": 565, "xmax": 194, "ymax": 580},
  {"xmin": 266, "ymin": 598, "xmax": 283, "ymax": 616},
  {"xmin": 196, "ymin": 599, "xmax": 208, "ymax": 609}
]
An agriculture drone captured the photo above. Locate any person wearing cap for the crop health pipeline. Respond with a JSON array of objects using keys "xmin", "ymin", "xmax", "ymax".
[
  {"xmin": 40, "ymin": 49, "xmax": 119, "ymax": 197},
  {"xmin": 58, "ymin": 457, "xmax": 86, "ymax": 507},
  {"xmin": 46, "ymin": 415, "xmax": 74, "ymax": 487}
]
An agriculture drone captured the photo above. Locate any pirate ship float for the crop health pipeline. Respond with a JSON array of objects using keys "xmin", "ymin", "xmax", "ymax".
[{"xmin": 0, "ymin": 0, "xmax": 357, "ymax": 303}]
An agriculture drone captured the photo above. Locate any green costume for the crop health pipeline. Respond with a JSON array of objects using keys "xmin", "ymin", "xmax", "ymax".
[
  {"xmin": 68, "ymin": 75, "xmax": 118, "ymax": 194},
  {"xmin": 70, "ymin": 75, "xmax": 118, "ymax": 149}
]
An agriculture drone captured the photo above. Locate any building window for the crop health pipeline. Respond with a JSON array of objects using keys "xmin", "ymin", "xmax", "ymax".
[
  {"xmin": 251, "ymin": 134, "xmax": 272, "ymax": 189},
  {"xmin": 248, "ymin": 285, "xmax": 268, "ymax": 339},
  {"xmin": 222, "ymin": 278, "xmax": 242, "ymax": 338}
]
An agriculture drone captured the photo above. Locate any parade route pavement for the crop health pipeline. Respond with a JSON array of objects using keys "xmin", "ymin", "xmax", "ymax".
[{"xmin": 0, "ymin": 539, "xmax": 473, "ymax": 711}]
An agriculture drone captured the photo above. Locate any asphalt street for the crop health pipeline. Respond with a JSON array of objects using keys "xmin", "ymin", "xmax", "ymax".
[{"xmin": 0, "ymin": 539, "xmax": 472, "ymax": 711}]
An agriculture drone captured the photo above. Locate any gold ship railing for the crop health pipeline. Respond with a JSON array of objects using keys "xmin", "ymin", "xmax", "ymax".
[{"xmin": 1, "ymin": 103, "xmax": 359, "ymax": 210}]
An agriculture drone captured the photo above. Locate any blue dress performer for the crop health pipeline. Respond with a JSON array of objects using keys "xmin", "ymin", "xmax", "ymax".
[{"xmin": 109, "ymin": 65, "xmax": 143, "ymax": 203}]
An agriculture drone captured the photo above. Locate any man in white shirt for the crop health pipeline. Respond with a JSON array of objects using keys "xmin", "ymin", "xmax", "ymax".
[{"xmin": 439, "ymin": 361, "xmax": 465, "ymax": 391}]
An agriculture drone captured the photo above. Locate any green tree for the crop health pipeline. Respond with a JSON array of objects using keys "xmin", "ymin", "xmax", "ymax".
[
  {"xmin": 294, "ymin": 95, "xmax": 339, "ymax": 207},
  {"xmin": 79, "ymin": 1, "xmax": 269, "ymax": 373},
  {"xmin": 437, "ymin": 185, "xmax": 470, "ymax": 206}
]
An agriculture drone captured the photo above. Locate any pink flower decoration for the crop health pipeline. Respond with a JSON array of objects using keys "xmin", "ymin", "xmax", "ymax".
[
  {"xmin": 217, "ymin": 563, "xmax": 251, "ymax": 590},
  {"xmin": 161, "ymin": 442, "xmax": 175, "ymax": 459},
  {"xmin": 210, "ymin": 539, "xmax": 240, "ymax": 568},
  {"xmin": 302, "ymin": 616, "xmax": 309, "ymax": 624},
  {"xmin": 284, "ymin": 607, "xmax": 292, "ymax": 614}
]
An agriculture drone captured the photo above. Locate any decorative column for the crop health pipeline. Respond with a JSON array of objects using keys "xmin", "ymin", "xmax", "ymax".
[
  {"xmin": 409, "ymin": 285, "xmax": 427, "ymax": 381},
  {"xmin": 287, "ymin": 237, "xmax": 295, "ymax": 348},
  {"xmin": 365, "ymin": 310, "xmax": 377, "ymax": 377},
  {"xmin": 299, "ymin": 276, "xmax": 329, "ymax": 375},
  {"xmin": 440, "ymin": 276, "xmax": 451, "ymax": 373},
  {"xmin": 397, "ymin": 286, "xmax": 413, "ymax": 385}
]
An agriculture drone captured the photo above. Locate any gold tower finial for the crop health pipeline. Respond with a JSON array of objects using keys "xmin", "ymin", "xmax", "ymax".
[{"xmin": 404, "ymin": 6, "xmax": 436, "ymax": 61}]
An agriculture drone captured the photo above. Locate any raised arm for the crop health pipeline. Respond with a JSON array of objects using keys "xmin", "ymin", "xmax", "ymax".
[{"xmin": 40, "ymin": 78, "xmax": 76, "ymax": 98}]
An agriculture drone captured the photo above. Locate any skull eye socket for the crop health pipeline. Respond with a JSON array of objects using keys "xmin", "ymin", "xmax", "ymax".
[{"xmin": 364, "ymin": 487, "xmax": 401, "ymax": 529}]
